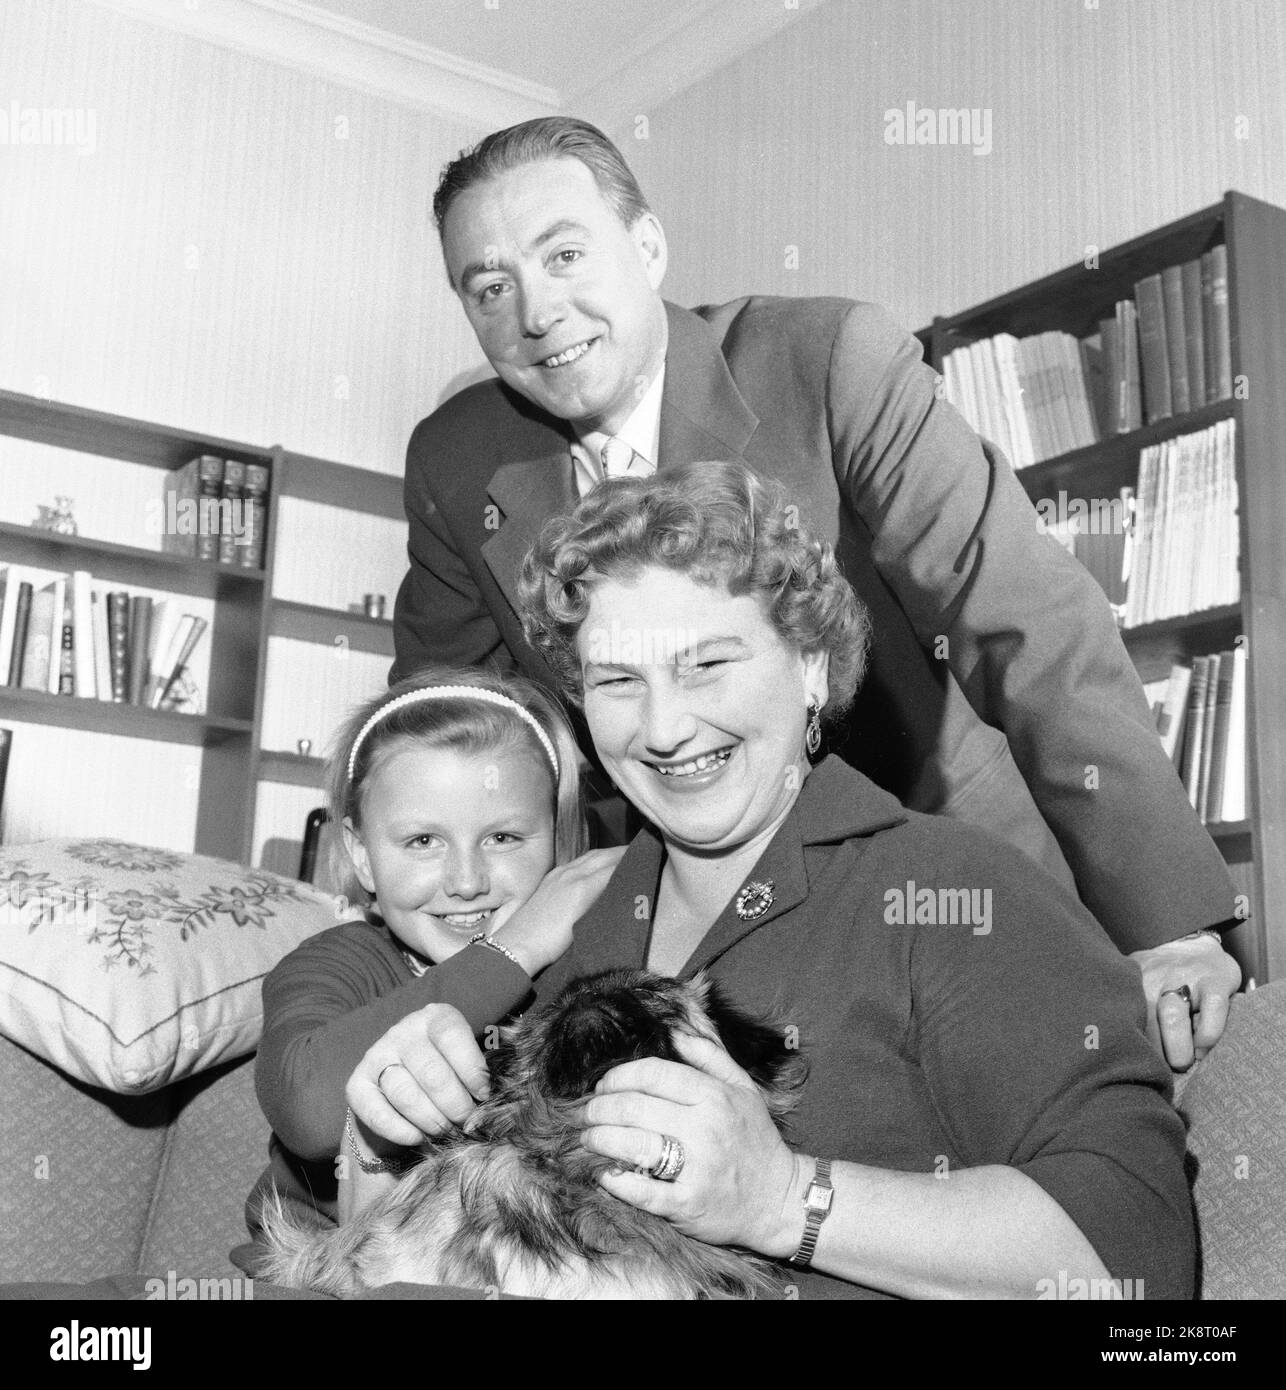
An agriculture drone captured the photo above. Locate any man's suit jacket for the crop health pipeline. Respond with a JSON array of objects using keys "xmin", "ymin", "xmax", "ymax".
[{"xmin": 391, "ymin": 296, "xmax": 1237, "ymax": 954}]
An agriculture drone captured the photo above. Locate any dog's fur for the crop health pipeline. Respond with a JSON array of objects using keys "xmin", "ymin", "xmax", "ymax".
[{"xmin": 257, "ymin": 969, "xmax": 808, "ymax": 1299}]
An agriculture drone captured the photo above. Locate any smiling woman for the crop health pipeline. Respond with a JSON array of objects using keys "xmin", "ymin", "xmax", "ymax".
[{"xmin": 505, "ymin": 459, "xmax": 1197, "ymax": 1298}]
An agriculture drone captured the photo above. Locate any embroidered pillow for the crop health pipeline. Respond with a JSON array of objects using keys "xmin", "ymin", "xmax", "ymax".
[{"xmin": 0, "ymin": 839, "xmax": 337, "ymax": 1092}]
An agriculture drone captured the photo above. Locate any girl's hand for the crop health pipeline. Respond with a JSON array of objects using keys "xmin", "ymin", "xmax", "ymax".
[
  {"xmin": 346, "ymin": 1002, "xmax": 489, "ymax": 1145},
  {"xmin": 576, "ymin": 1030, "xmax": 801, "ymax": 1257},
  {"xmin": 488, "ymin": 846, "xmax": 625, "ymax": 975}
]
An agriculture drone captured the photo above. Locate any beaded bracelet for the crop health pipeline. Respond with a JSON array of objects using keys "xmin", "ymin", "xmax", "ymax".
[
  {"xmin": 468, "ymin": 932, "xmax": 523, "ymax": 970},
  {"xmin": 344, "ymin": 1108, "xmax": 414, "ymax": 1176}
]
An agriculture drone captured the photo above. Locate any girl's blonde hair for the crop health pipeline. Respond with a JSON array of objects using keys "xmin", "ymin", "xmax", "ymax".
[{"xmin": 325, "ymin": 665, "xmax": 586, "ymax": 909}]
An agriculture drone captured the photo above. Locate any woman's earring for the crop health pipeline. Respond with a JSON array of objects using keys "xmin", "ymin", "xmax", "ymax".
[{"xmin": 806, "ymin": 700, "xmax": 823, "ymax": 759}]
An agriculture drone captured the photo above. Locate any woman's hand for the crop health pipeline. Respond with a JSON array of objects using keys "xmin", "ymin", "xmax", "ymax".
[
  {"xmin": 577, "ymin": 1030, "xmax": 801, "ymax": 1257},
  {"xmin": 489, "ymin": 846, "xmax": 626, "ymax": 976},
  {"xmin": 345, "ymin": 1002, "xmax": 490, "ymax": 1146}
]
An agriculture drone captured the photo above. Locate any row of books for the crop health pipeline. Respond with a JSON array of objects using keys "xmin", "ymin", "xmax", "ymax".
[
  {"xmin": 0, "ymin": 568, "xmax": 208, "ymax": 711},
  {"xmin": 161, "ymin": 455, "xmax": 270, "ymax": 568},
  {"xmin": 1132, "ymin": 246, "xmax": 1233, "ymax": 427},
  {"xmin": 1122, "ymin": 419, "xmax": 1238, "ymax": 629},
  {"xmin": 943, "ymin": 329, "xmax": 1099, "ymax": 468},
  {"xmin": 942, "ymin": 245, "xmax": 1233, "ymax": 467},
  {"xmin": 1145, "ymin": 647, "xmax": 1247, "ymax": 825}
]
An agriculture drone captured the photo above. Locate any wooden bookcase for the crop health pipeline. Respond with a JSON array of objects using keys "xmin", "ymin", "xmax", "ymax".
[
  {"xmin": 919, "ymin": 191, "xmax": 1286, "ymax": 984},
  {"xmin": 0, "ymin": 390, "xmax": 399, "ymax": 862}
]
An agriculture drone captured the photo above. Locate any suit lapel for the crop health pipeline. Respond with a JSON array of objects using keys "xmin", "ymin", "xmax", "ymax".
[
  {"xmin": 481, "ymin": 442, "xmax": 576, "ymax": 622},
  {"xmin": 657, "ymin": 302, "xmax": 759, "ymax": 469},
  {"xmin": 480, "ymin": 302, "xmax": 759, "ymax": 625}
]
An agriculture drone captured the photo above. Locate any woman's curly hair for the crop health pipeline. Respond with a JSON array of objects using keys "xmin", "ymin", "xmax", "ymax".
[{"xmin": 517, "ymin": 460, "xmax": 871, "ymax": 719}]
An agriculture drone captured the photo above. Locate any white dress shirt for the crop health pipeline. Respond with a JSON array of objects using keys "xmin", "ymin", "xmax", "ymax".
[{"xmin": 569, "ymin": 366, "xmax": 665, "ymax": 496}]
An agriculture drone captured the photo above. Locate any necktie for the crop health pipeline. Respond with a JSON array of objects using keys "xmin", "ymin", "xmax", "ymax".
[{"xmin": 599, "ymin": 435, "xmax": 641, "ymax": 479}]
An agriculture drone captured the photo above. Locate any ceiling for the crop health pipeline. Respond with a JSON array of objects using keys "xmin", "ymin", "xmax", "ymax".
[
  {"xmin": 287, "ymin": 0, "xmax": 789, "ymax": 103},
  {"xmin": 90, "ymin": 0, "xmax": 828, "ymax": 129}
]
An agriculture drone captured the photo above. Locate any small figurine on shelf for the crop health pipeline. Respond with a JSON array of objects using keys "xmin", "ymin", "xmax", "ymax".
[
  {"xmin": 363, "ymin": 593, "xmax": 387, "ymax": 619},
  {"xmin": 297, "ymin": 738, "xmax": 313, "ymax": 757},
  {"xmin": 33, "ymin": 496, "xmax": 79, "ymax": 535}
]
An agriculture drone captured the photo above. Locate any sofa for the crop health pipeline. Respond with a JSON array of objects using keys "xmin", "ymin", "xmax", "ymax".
[{"xmin": 1, "ymin": 839, "xmax": 1283, "ymax": 1298}]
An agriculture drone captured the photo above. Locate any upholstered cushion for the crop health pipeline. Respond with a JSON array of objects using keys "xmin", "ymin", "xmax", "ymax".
[
  {"xmin": 0, "ymin": 839, "xmax": 336, "ymax": 1092},
  {"xmin": 0, "ymin": 1033, "xmax": 170, "ymax": 1283},
  {"xmin": 1175, "ymin": 983, "xmax": 1286, "ymax": 1299}
]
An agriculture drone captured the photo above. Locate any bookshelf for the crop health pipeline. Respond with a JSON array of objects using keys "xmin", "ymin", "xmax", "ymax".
[
  {"xmin": 921, "ymin": 191, "xmax": 1286, "ymax": 985},
  {"xmin": 0, "ymin": 390, "xmax": 400, "ymax": 862}
]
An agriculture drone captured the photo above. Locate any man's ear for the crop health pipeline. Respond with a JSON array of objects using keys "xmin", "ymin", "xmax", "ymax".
[
  {"xmin": 632, "ymin": 212, "xmax": 668, "ymax": 290},
  {"xmin": 342, "ymin": 817, "xmax": 376, "ymax": 897}
]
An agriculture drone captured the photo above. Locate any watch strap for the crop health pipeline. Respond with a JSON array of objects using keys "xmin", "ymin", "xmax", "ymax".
[{"xmin": 788, "ymin": 1156, "xmax": 834, "ymax": 1269}]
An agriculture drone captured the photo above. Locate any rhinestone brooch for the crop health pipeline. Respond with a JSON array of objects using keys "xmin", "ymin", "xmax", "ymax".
[{"xmin": 734, "ymin": 880, "xmax": 775, "ymax": 920}]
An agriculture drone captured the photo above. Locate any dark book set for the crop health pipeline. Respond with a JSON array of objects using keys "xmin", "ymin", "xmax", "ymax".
[{"xmin": 161, "ymin": 453, "xmax": 270, "ymax": 567}]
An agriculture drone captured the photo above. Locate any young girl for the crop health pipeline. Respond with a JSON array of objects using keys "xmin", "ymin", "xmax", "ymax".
[{"xmin": 239, "ymin": 667, "xmax": 620, "ymax": 1255}]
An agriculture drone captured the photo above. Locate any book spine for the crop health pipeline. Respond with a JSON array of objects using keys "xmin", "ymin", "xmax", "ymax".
[
  {"xmin": 1180, "ymin": 655, "xmax": 1210, "ymax": 807},
  {"xmin": 1119, "ymin": 300, "xmax": 1142, "ymax": 433},
  {"xmin": 239, "ymin": 462, "xmax": 270, "ymax": 569},
  {"xmin": 1181, "ymin": 258, "xmax": 1206, "ymax": 408},
  {"xmin": 1200, "ymin": 251, "xmax": 1216, "ymax": 405},
  {"xmin": 1134, "ymin": 274, "xmax": 1172, "ymax": 425},
  {"xmin": 193, "ymin": 455, "xmax": 225, "ymax": 563},
  {"xmin": 91, "ymin": 586, "xmax": 113, "ymax": 702},
  {"xmin": 1205, "ymin": 650, "xmax": 1236, "ymax": 823},
  {"xmin": 1221, "ymin": 644, "xmax": 1248, "ymax": 822},
  {"xmin": 1196, "ymin": 652, "xmax": 1222, "ymax": 820},
  {"xmin": 162, "ymin": 457, "xmax": 200, "ymax": 559},
  {"xmin": 1207, "ymin": 243, "xmax": 1232, "ymax": 402},
  {"xmin": 106, "ymin": 591, "xmax": 130, "ymax": 703},
  {"xmin": 58, "ymin": 595, "xmax": 75, "ymax": 695},
  {"xmin": 1160, "ymin": 264, "xmax": 1190, "ymax": 415},
  {"xmin": 71, "ymin": 570, "xmax": 96, "ymax": 699},
  {"xmin": 4, "ymin": 579, "xmax": 33, "ymax": 687},
  {"xmin": 0, "ymin": 725, "xmax": 10, "ymax": 839},
  {"xmin": 1157, "ymin": 662, "xmax": 1192, "ymax": 762},
  {"xmin": 218, "ymin": 460, "xmax": 247, "ymax": 564},
  {"xmin": 19, "ymin": 589, "xmax": 54, "ymax": 690},
  {"xmin": 127, "ymin": 596, "xmax": 153, "ymax": 705}
]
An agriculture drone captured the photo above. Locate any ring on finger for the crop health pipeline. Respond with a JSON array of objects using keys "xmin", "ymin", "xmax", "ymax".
[
  {"xmin": 649, "ymin": 1133, "xmax": 686, "ymax": 1183},
  {"xmin": 1160, "ymin": 984, "xmax": 1194, "ymax": 1008}
]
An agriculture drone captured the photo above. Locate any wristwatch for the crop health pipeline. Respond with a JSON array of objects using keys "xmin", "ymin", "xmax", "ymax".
[{"xmin": 788, "ymin": 1157, "xmax": 834, "ymax": 1269}]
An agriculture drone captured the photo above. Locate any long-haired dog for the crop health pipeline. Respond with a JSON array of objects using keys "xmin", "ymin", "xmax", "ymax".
[{"xmin": 258, "ymin": 969, "xmax": 808, "ymax": 1299}]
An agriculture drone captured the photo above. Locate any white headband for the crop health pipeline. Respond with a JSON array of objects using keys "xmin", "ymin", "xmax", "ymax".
[{"xmin": 347, "ymin": 686, "xmax": 560, "ymax": 783}]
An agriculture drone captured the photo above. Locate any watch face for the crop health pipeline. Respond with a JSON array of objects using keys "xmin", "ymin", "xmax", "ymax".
[{"xmin": 809, "ymin": 1186, "xmax": 835, "ymax": 1215}]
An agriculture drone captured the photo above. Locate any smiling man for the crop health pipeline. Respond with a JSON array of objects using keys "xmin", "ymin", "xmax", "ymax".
[{"xmin": 390, "ymin": 116, "xmax": 1241, "ymax": 1065}]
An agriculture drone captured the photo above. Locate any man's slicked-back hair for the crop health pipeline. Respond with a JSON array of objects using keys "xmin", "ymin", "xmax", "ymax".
[{"xmin": 433, "ymin": 117, "xmax": 651, "ymax": 242}]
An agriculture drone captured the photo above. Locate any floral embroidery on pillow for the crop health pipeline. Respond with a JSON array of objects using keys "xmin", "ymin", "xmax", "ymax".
[{"xmin": 64, "ymin": 840, "xmax": 184, "ymax": 872}]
